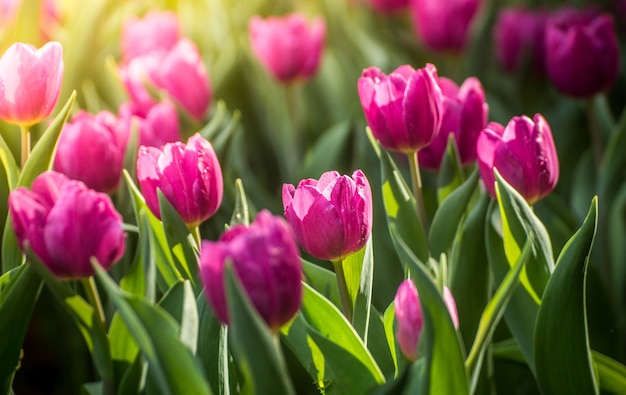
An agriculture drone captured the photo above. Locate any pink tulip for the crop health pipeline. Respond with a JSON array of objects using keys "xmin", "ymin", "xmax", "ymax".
[
  {"xmin": 369, "ymin": 0, "xmax": 410, "ymax": 14},
  {"xmin": 199, "ymin": 210, "xmax": 303, "ymax": 332},
  {"xmin": 121, "ymin": 10, "xmax": 181, "ymax": 63},
  {"xmin": 118, "ymin": 99, "xmax": 182, "ymax": 148},
  {"xmin": 0, "ymin": 41, "xmax": 63, "ymax": 126},
  {"xmin": 418, "ymin": 76, "xmax": 488, "ymax": 169},
  {"xmin": 9, "ymin": 171, "xmax": 126, "ymax": 278},
  {"xmin": 476, "ymin": 114, "xmax": 559, "ymax": 204},
  {"xmin": 358, "ymin": 64, "xmax": 443, "ymax": 153},
  {"xmin": 53, "ymin": 110, "xmax": 126, "ymax": 193},
  {"xmin": 282, "ymin": 170, "xmax": 372, "ymax": 261},
  {"xmin": 249, "ymin": 13, "xmax": 326, "ymax": 83},
  {"xmin": 136, "ymin": 133, "xmax": 223, "ymax": 227}
]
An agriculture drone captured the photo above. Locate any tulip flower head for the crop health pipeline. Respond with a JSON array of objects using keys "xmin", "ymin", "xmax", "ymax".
[
  {"xmin": 136, "ymin": 133, "xmax": 223, "ymax": 227},
  {"xmin": 53, "ymin": 110, "xmax": 126, "ymax": 193},
  {"xmin": 358, "ymin": 64, "xmax": 443, "ymax": 153},
  {"xmin": 410, "ymin": 0, "xmax": 482, "ymax": 53},
  {"xmin": 282, "ymin": 170, "xmax": 372, "ymax": 261},
  {"xmin": 394, "ymin": 280, "xmax": 458, "ymax": 361},
  {"xmin": 369, "ymin": 0, "xmax": 410, "ymax": 14},
  {"xmin": 418, "ymin": 76, "xmax": 488, "ymax": 169},
  {"xmin": 199, "ymin": 210, "xmax": 303, "ymax": 332},
  {"xmin": 249, "ymin": 13, "xmax": 326, "ymax": 83},
  {"xmin": 545, "ymin": 10, "xmax": 620, "ymax": 98},
  {"xmin": 476, "ymin": 114, "xmax": 559, "ymax": 204},
  {"xmin": 9, "ymin": 171, "xmax": 126, "ymax": 279},
  {"xmin": 121, "ymin": 10, "xmax": 181, "ymax": 63},
  {"xmin": 0, "ymin": 41, "xmax": 63, "ymax": 126},
  {"xmin": 118, "ymin": 99, "xmax": 182, "ymax": 148}
]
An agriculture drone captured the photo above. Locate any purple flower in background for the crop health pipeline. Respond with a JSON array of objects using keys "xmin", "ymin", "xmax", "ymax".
[
  {"xmin": 476, "ymin": 114, "xmax": 559, "ymax": 204},
  {"xmin": 199, "ymin": 210, "xmax": 303, "ymax": 331},
  {"xmin": 282, "ymin": 170, "xmax": 372, "ymax": 261},
  {"xmin": 118, "ymin": 99, "xmax": 182, "ymax": 148},
  {"xmin": 9, "ymin": 171, "xmax": 126, "ymax": 278},
  {"xmin": 121, "ymin": 10, "xmax": 181, "ymax": 63}
]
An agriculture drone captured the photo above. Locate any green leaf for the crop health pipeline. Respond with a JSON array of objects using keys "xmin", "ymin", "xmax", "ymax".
[
  {"xmin": 366, "ymin": 308, "xmax": 396, "ymax": 380},
  {"xmin": 429, "ymin": 169, "xmax": 479, "ymax": 258},
  {"xmin": 229, "ymin": 178, "xmax": 249, "ymax": 227},
  {"xmin": 301, "ymin": 258, "xmax": 341, "ymax": 309},
  {"xmin": 224, "ymin": 264, "xmax": 296, "ymax": 395},
  {"xmin": 158, "ymin": 280, "xmax": 199, "ymax": 354},
  {"xmin": 94, "ymin": 263, "xmax": 211, "ymax": 395},
  {"xmin": 299, "ymin": 119, "xmax": 351, "ymax": 180},
  {"xmin": 391, "ymin": 224, "xmax": 469, "ymax": 395},
  {"xmin": 0, "ymin": 133, "xmax": 18, "ymax": 191},
  {"xmin": 196, "ymin": 292, "xmax": 230, "ymax": 395},
  {"xmin": 198, "ymin": 100, "xmax": 241, "ymax": 154},
  {"xmin": 495, "ymin": 170, "xmax": 554, "ymax": 303},
  {"xmin": 2, "ymin": 91, "xmax": 76, "ymax": 273},
  {"xmin": 436, "ymin": 135, "xmax": 465, "ymax": 204},
  {"xmin": 534, "ymin": 197, "xmax": 599, "ymax": 395},
  {"xmin": 592, "ymin": 351, "xmax": 626, "ymax": 394},
  {"xmin": 120, "ymin": 210, "xmax": 156, "ymax": 302},
  {"xmin": 345, "ymin": 237, "xmax": 374, "ymax": 341}
]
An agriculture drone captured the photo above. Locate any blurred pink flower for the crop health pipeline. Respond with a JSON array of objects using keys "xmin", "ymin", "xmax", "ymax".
[
  {"xmin": 369, "ymin": 0, "xmax": 410, "ymax": 14},
  {"xmin": 118, "ymin": 99, "xmax": 182, "ymax": 148},
  {"xmin": 121, "ymin": 10, "xmax": 181, "ymax": 63}
]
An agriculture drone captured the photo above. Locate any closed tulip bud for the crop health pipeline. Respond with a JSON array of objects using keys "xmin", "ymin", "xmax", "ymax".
[
  {"xmin": 477, "ymin": 114, "xmax": 559, "ymax": 204},
  {"xmin": 249, "ymin": 13, "xmax": 326, "ymax": 83},
  {"xmin": 369, "ymin": 0, "xmax": 410, "ymax": 14},
  {"xmin": 545, "ymin": 11, "xmax": 620, "ymax": 98},
  {"xmin": 53, "ymin": 110, "xmax": 126, "ymax": 193},
  {"xmin": 0, "ymin": 41, "xmax": 63, "ymax": 126},
  {"xmin": 358, "ymin": 64, "xmax": 443, "ymax": 153},
  {"xmin": 418, "ymin": 76, "xmax": 488, "ymax": 169},
  {"xmin": 9, "ymin": 171, "xmax": 126, "ymax": 279},
  {"xmin": 118, "ymin": 99, "xmax": 182, "ymax": 148},
  {"xmin": 282, "ymin": 170, "xmax": 372, "ymax": 261},
  {"xmin": 199, "ymin": 210, "xmax": 303, "ymax": 331},
  {"xmin": 121, "ymin": 10, "xmax": 181, "ymax": 63},
  {"xmin": 136, "ymin": 133, "xmax": 223, "ymax": 227},
  {"xmin": 394, "ymin": 280, "xmax": 458, "ymax": 361},
  {"xmin": 410, "ymin": 0, "xmax": 482, "ymax": 52}
]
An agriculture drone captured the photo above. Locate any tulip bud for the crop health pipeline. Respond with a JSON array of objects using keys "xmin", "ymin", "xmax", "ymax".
[
  {"xmin": 118, "ymin": 99, "xmax": 182, "ymax": 148},
  {"xmin": 53, "ymin": 110, "xmax": 126, "ymax": 193},
  {"xmin": 358, "ymin": 64, "xmax": 443, "ymax": 153},
  {"xmin": 394, "ymin": 280, "xmax": 458, "ymax": 361},
  {"xmin": 476, "ymin": 114, "xmax": 559, "ymax": 204},
  {"xmin": 282, "ymin": 170, "xmax": 372, "ymax": 261},
  {"xmin": 545, "ymin": 11, "xmax": 620, "ymax": 98},
  {"xmin": 410, "ymin": 0, "xmax": 482, "ymax": 52},
  {"xmin": 9, "ymin": 171, "xmax": 126, "ymax": 279},
  {"xmin": 121, "ymin": 10, "xmax": 181, "ymax": 63},
  {"xmin": 418, "ymin": 76, "xmax": 488, "ymax": 169},
  {"xmin": 136, "ymin": 133, "xmax": 223, "ymax": 227},
  {"xmin": 199, "ymin": 210, "xmax": 303, "ymax": 332},
  {"xmin": 249, "ymin": 13, "xmax": 326, "ymax": 83},
  {"xmin": 369, "ymin": 0, "xmax": 410, "ymax": 14},
  {"xmin": 0, "ymin": 41, "xmax": 63, "ymax": 126}
]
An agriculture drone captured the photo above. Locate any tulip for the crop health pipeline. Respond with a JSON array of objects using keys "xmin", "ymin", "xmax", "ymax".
[
  {"xmin": 476, "ymin": 114, "xmax": 559, "ymax": 204},
  {"xmin": 545, "ymin": 11, "xmax": 619, "ymax": 98},
  {"xmin": 121, "ymin": 38, "xmax": 211, "ymax": 121},
  {"xmin": 369, "ymin": 0, "xmax": 410, "ymax": 14},
  {"xmin": 53, "ymin": 110, "xmax": 126, "ymax": 193},
  {"xmin": 282, "ymin": 170, "xmax": 372, "ymax": 261},
  {"xmin": 136, "ymin": 133, "xmax": 223, "ymax": 227},
  {"xmin": 118, "ymin": 99, "xmax": 182, "ymax": 148},
  {"xmin": 249, "ymin": 13, "xmax": 326, "ymax": 83},
  {"xmin": 394, "ymin": 280, "xmax": 458, "ymax": 361},
  {"xmin": 418, "ymin": 76, "xmax": 488, "ymax": 169},
  {"xmin": 9, "ymin": 171, "xmax": 126, "ymax": 279},
  {"xmin": 357, "ymin": 64, "xmax": 443, "ymax": 153},
  {"xmin": 493, "ymin": 7, "xmax": 549, "ymax": 73},
  {"xmin": 0, "ymin": 41, "xmax": 63, "ymax": 126},
  {"xmin": 121, "ymin": 10, "xmax": 181, "ymax": 63},
  {"xmin": 410, "ymin": 0, "xmax": 482, "ymax": 52},
  {"xmin": 199, "ymin": 210, "xmax": 303, "ymax": 331}
]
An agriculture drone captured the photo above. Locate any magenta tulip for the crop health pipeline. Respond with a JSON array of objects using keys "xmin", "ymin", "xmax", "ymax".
[
  {"xmin": 118, "ymin": 99, "xmax": 182, "ymax": 148},
  {"xmin": 410, "ymin": 0, "xmax": 482, "ymax": 52},
  {"xmin": 199, "ymin": 210, "xmax": 303, "ymax": 331},
  {"xmin": 9, "ymin": 171, "xmax": 126, "ymax": 279},
  {"xmin": 136, "ymin": 133, "xmax": 223, "ymax": 227},
  {"xmin": 369, "ymin": 0, "xmax": 410, "ymax": 14},
  {"xmin": 476, "ymin": 114, "xmax": 559, "ymax": 204},
  {"xmin": 358, "ymin": 64, "xmax": 443, "ymax": 153},
  {"xmin": 282, "ymin": 170, "xmax": 372, "ymax": 261},
  {"xmin": 249, "ymin": 13, "xmax": 326, "ymax": 83},
  {"xmin": 121, "ymin": 10, "xmax": 181, "ymax": 63},
  {"xmin": 53, "ymin": 110, "xmax": 126, "ymax": 193},
  {"xmin": 418, "ymin": 76, "xmax": 488, "ymax": 169},
  {"xmin": 545, "ymin": 11, "xmax": 620, "ymax": 98},
  {"xmin": 394, "ymin": 280, "xmax": 458, "ymax": 361},
  {"xmin": 0, "ymin": 41, "xmax": 63, "ymax": 126}
]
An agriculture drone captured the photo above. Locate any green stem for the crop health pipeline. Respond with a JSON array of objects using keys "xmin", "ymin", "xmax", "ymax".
[
  {"xmin": 189, "ymin": 225, "xmax": 201, "ymax": 250},
  {"xmin": 20, "ymin": 124, "xmax": 30, "ymax": 168},
  {"xmin": 586, "ymin": 98, "xmax": 603, "ymax": 169},
  {"xmin": 408, "ymin": 151, "xmax": 428, "ymax": 234},
  {"xmin": 81, "ymin": 277, "xmax": 106, "ymax": 326},
  {"xmin": 332, "ymin": 258, "xmax": 353, "ymax": 322}
]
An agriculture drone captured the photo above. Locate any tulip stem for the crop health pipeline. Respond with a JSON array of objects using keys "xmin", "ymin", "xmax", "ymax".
[
  {"xmin": 332, "ymin": 258, "xmax": 353, "ymax": 322},
  {"xmin": 190, "ymin": 225, "xmax": 201, "ymax": 250},
  {"xmin": 20, "ymin": 124, "xmax": 30, "ymax": 168},
  {"xmin": 586, "ymin": 98, "xmax": 603, "ymax": 168},
  {"xmin": 82, "ymin": 277, "xmax": 106, "ymax": 326},
  {"xmin": 408, "ymin": 152, "xmax": 428, "ymax": 234}
]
